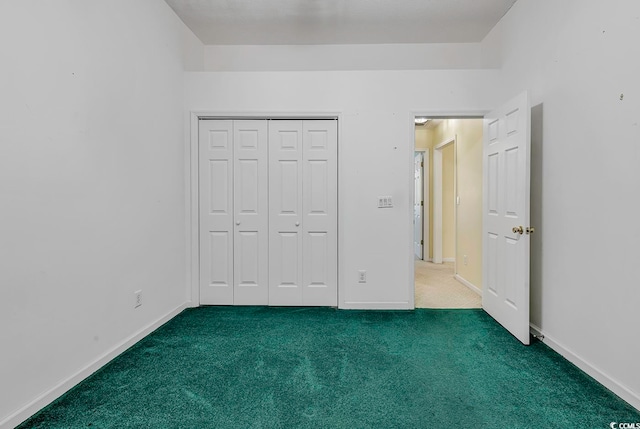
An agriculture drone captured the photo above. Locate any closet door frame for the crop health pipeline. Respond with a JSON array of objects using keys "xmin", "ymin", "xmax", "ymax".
[{"xmin": 188, "ymin": 112, "xmax": 342, "ymax": 308}]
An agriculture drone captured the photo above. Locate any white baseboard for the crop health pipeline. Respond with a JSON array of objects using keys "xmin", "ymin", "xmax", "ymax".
[
  {"xmin": 443, "ymin": 258, "xmax": 455, "ymax": 263},
  {"xmin": 530, "ymin": 323, "xmax": 640, "ymax": 412},
  {"xmin": 1, "ymin": 302, "xmax": 189, "ymax": 429},
  {"xmin": 341, "ymin": 301, "xmax": 412, "ymax": 310},
  {"xmin": 454, "ymin": 274, "xmax": 482, "ymax": 296}
]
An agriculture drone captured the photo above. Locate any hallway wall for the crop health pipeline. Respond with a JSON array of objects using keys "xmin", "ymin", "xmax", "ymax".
[{"xmin": 431, "ymin": 119, "xmax": 483, "ymax": 288}]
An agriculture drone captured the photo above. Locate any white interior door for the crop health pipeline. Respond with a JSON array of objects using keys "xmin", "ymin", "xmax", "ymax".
[
  {"xmin": 233, "ymin": 120, "xmax": 268, "ymax": 305},
  {"xmin": 414, "ymin": 152, "xmax": 424, "ymax": 259},
  {"xmin": 269, "ymin": 120, "xmax": 304, "ymax": 305},
  {"xmin": 302, "ymin": 120, "xmax": 338, "ymax": 306},
  {"xmin": 269, "ymin": 120, "xmax": 338, "ymax": 306},
  {"xmin": 199, "ymin": 120, "xmax": 234, "ymax": 305},
  {"xmin": 482, "ymin": 91, "xmax": 531, "ymax": 345}
]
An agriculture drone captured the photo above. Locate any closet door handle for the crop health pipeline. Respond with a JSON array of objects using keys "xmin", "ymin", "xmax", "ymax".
[
  {"xmin": 295, "ymin": 222, "xmax": 300, "ymax": 227},
  {"xmin": 236, "ymin": 221, "xmax": 241, "ymax": 226}
]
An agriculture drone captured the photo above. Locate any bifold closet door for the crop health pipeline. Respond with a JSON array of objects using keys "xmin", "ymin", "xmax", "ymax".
[
  {"xmin": 301, "ymin": 120, "xmax": 338, "ymax": 306},
  {"xmin": 199, "ymin": 120, "xmax": 268, "ymax": 305},
  {"xmin": 269, "ymin": 120, "xmax": 337, "ymax": 306},
  {"xmin": 233, "ymin": 120, "xmax": 269, "ymax": 304},
  {"xmin": 199, "ymin": 120, "xmax": 234, "ymax": 305}
]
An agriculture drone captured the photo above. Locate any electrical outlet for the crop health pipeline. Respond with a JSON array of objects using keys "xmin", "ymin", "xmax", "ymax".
[
  {"xmin": 463, "ymin": 255, "xmax": 468, "ymax": 266},
  {"xmin": 358, "ymin": 270, "xmax": 367, "ymax": 283},
  {"xmin": 134, "ymin": 290, "xmax": 142, "ymax": 308}
]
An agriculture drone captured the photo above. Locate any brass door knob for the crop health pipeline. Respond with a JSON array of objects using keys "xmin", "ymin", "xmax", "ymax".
[{"xmin": 512, "ymin": 226, "xmax": 524, "ymax": 235}]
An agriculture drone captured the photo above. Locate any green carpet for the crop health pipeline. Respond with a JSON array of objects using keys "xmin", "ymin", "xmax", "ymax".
[{"xmin": 19, "ymin": 307, "xmax": 640, "ymax": 428}]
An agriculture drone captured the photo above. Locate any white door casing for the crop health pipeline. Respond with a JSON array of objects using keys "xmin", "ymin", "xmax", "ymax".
[
  {"xmin": 482, "ymin": 91, "xmax": 531, "ymax": 345},
  {"xmin": 199, "ymin": 120, "xmax": 234, "ymax": 305},
  {"xmin": 233, "ymin": 120, "xmax": 269, "ymax": 305},
  {"xmin": 414, "ymin": 152, "xmax": 424, "ymax": 260}
]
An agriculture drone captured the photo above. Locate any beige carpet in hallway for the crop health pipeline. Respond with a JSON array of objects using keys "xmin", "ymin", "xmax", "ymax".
[{"xmin": 415, "ymin": 260, "xmax": 482, "ymax": 308}]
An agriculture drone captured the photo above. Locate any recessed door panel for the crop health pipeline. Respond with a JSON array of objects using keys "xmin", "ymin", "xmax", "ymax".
[
  {"xmin": 237, "ymin": 231, "xmax": 259, "ymax": 287},
  {"xmin": 209, "ymin": 160, "xmax": 230, "ymax": 214},
  {"xmin": 278, "ymin": 232, "xmax": 300, "ymax": 287},
  {"xmin": 209, "ymin": 130, "xmax": 230, "ymax": 150},
  {"xmin": 506, "ymin": 109, "xmax": 520, "ymax": 135},
  {"xmin": 238, "ymin": 160, "xmax": 258, "ymax": 214},
  {"xmin": 238, "ymin": 129, "xmax": 258, "ymax": 149},
  {"xmin": 488, "ymin": 153, "xmax": 499, "ymax": 215},
  {"xmin": 279, "ymin": 161, "xmax": 299, "ymax": 214},
  {"xmin": 487, "ymin": 233, "xmax": 499, "ymax": 296},
  {"xmin": 308, "ymin": 130, "xmax": 328, "ymax": 150},
  {"xmin": 279, "ymin": 131, "xmax": 299, "ymax": 150},
  {"xmin": 504, "ymin": 237, "xmax": 520, "ymax": 309},
  {"xmin": 505, "ymin": 147, "xmax": 519, "ymax": 218},
  {"xmin": 307, "ymin": 232, "xmax": 328, "ymax": 287},
  {"xmin": 208, "ymin": 232, "xmax": 230, "ymax": 287},
  {"xmin": 309, "ymin": 161, "xmax": 328, "ymax": 215}
]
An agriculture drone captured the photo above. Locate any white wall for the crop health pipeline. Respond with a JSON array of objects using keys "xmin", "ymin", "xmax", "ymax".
[
  {"xmin": 185, "ymin": 70, "xmax": 501, "ymax": 308},
  {"xmin": 183, "ymin": 24, "xmax": 205, "ymax": 71},
  {"xmin": 0, "ymin": 1, "xmax": 190, "ymax": 426},
  {"xmin": 203, "ymin": 42, "xmax": 500, "ymax": 71},
  {"xmin": 491, "ymin": 0, "xmax": 640, "ymax": 409}
]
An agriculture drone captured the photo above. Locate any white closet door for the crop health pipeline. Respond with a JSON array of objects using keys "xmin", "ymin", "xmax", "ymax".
[
  {"xmin": 199, "ymin": 120, "xmax": 234, "ymax": 305},
  {"xmin": 233, "ymin": 120, "xmax": 269, "ymax": 305},
  {"xmin": 269, "ymin": 121, "xmax": 304, "ymax": 305},
  {"xmin": 302, "ymin": 120, "xmax": 338, "ymax": 306}
]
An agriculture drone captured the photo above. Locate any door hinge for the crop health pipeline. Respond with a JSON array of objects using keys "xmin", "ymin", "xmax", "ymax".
[
  {"xmin": 421, "ymin": 240, "xmax": 424, "ymax": 245},
  {"xmin": 421, "ymin": 161, "xmax": 424, "ymax": 167},
  {"xmin": 420, "ymin": 201, "xmax": 424, "ymax": 206}
]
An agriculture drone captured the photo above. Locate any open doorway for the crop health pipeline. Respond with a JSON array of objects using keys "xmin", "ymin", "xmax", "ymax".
[{"xmin": 413, "ymin": 117, "xmax": 483, "ymax": 308}]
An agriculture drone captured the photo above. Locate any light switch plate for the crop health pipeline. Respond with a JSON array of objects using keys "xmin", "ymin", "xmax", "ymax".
[{"xmin": 378, "ymin": 196, "xmax": 393, "ymax": 208}]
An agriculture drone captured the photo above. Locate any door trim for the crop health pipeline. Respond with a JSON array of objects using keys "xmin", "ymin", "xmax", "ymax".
[
  {"xmin": 187, "ymin": 111, "xmax": 342, "ymax": 308},
  {"xmin": 414, "ymin": 149, "xmax": 428, "ymax": 261}
]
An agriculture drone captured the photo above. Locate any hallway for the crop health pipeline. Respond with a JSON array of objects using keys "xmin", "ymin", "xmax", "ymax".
[{"xmin": 415, "ymin": 260, "xmax": 481, "ymax": 308}]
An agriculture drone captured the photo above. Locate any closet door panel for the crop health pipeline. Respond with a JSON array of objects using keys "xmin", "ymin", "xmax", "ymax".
[
  {"xmin": 199, "ymin": 120, "xmax": 234, "ymax": 305},
  {"xmin": 269, "ymin": 121, "xmax": 304, "ymax": 305},
  {"xmin": 302, "ymin": 120, "xmax": 338, "ymax": 306},
  {"xmin": 234, "ymin": 120, "xmax": 268, "ymax": 305}
]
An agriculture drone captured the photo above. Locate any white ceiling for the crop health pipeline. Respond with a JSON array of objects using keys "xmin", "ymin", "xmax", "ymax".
[{"xmin": 165, "ymin": 0, "xmax": 518, "ymax": 45}]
